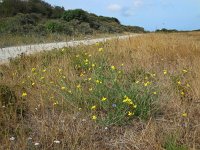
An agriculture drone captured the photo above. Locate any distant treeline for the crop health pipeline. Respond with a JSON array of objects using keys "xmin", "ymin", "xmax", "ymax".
[
  {"xmin": 155, "ymin": 28, "xmax": 178, "ymax": 33},
  {"xmin": 0, "ymin": 0, "xmax": 146, "ymax": 35},
  {"xmin": 155, "ymin": 28, "xmax": 200, "ymax": 33}
]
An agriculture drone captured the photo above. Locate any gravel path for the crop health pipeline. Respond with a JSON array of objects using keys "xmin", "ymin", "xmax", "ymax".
[{"xmin": 0, "ymin": 34, "xmax": 139, "ymax": 64}]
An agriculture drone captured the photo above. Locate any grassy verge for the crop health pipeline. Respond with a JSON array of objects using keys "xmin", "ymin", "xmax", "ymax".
[
  {"xmin": 0, "ymin": 33, "xmax": 128, "ymax": 48},
  {"xmin": 0, "ymin": 32, "xmax": 200, "ymax": 149}
]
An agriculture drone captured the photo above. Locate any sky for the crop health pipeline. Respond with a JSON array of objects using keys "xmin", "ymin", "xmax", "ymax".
[{"xmin": 45, "ymin": 0, "xmax": 200, "ymax": 31}]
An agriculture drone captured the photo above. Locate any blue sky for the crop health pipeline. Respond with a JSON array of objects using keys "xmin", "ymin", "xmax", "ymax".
[{"xmin": 46, "ymin": 0, "xmax": 200, "ymax": 31}]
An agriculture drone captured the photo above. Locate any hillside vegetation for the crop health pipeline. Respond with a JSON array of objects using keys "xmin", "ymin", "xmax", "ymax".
[
  {"xmin": 0, "ymin": 0, "xmax": 145, "ymax": 38},
  {"xmin": 0, "ymin": 32, "xmax": 200, "ymax": 149}
]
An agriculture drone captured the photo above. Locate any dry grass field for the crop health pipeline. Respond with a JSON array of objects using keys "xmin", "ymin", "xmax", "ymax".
[{"xmin": 0, "ymin": 32, "xmax": 200, "ymax": 150}]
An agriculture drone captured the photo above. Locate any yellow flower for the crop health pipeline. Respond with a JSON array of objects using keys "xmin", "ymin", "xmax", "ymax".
[
  {"xmin": 182, "ymin": 113, "xmax": 187, "ymax": 117},
  {"xmin": 101, "ymin": 97, "xmax": 107, "ymax": 101},
  {"xmin": 92, "ymin": 64, "xmax": 95, "ymax": 67},
  {"xmin": 42, "ymin": 69, "xmax": 46, "ymax": 73},
  {"xmin": 144, "ymin": 81, "xmax": 151, "ymax": 86},
  {"xmin": 111, "ymin": 66, "xmax": 115, "ymax": 70},
  {"xmin": 31, "ymin": 68, "xmax": 36, "ymax": 72},
  {"xmin": 78, "ymin": 108, "xmax": 82, "ymax": 111},
  {"xmin": 96, "ymin": 42, "xmax": 100, "ymax": 46},
  {"xmin": 92, "ymin": 115, "xmax": 97, "ymax": 120},
  {"xmin": 85, "ymin": 59, "xmax": 89, "ymax": 63},
  {"xmin": 22, "ymin": 92, "xmax": 27, "ymax": 97},
  {"xmin": 163, "ymin": 70, "xmax": 167, "ymax": 75},
  {"xmin": 151, "ymin": 73, "xmax": 156, "ymax": 77},
  {"xmin": 177, "ymin": 81, "xmax": 181, "ymax": 85},
  {"xmin": 32, "ymin": 82, "xmax": 35, "ymax": 86},
  {"xmin": 98, "ymin": 48, "xmax": 103, "ymax": 52},
  {"xmin": 128, "ymin": 111, "xmax": 134, "ymax": 116},
  {"xmin": 61, "ymin": 87, "xmax": 66, "ymax": 90},
  {"xmin": 62, "ymin": 76, "xmax": 66, "ymax": 79},
  {"xmin": 135, "ymin": 81, "xmax": 139, "ymax": 84},
  {"xmin": 88, "ymin": 78, "xmax": 92, "ymax": 81},
  {"xmin": 89, "ymin": 88, "xmax": 93, "ymax": 92},
  {"xmin": 123, "ymin": 96, "xmax": 133, "ymax": 105},
  {"xmin": 53, "ymin": 101, "xmax": 59, "ymax": 105},
  {"xmin": 96, "ymin": 80, "xmax": 100, "ymax": 84},
  {"xmin": 133, "ymin": 104, "xmax": 137, "ymax": 108},
  {"xmin": 121, "ymin": 63, "xmax": 124, "ymax": 66},
  {"xmin": 77, "ymin": 84, "xmax": 81, "ymax": 89},
  {"xmin": 182, "ymin": 69, "xmax": 188, "ymax": 73},
  {"xmin": 59, "ymin": 69, "xmax": 62, "ymax": 73},
  {"xmin": 153, "ymin": 92, "xmax": 157, "ymax": 95},
  {"xmin": 80, "ymin": 73, "xmax": 84, "ymax": 77},
  {"xmin": 91, "ymin": 105, "xmax": 96, "ymax": 110},
  {"xmin": 124, "ymin": 95, "xmax": 128, "ymax": 99},
  {"xmin": 186, "ymin": 84, "xmax": 190, "ymax": 87},
  {"xmin": 118, "ymin": 71, "xmax": 122, "ymax": 74},
  {"xmin": 40, "ymin": 77, "xmax": 45, "ymax": 80},
  {"xmin": 181, "ymin": 91, "xmax": 185, "ymax": 95},
  {"xmin": 68, "ymin": 90, "xmax": 72, "ymax": 94}
]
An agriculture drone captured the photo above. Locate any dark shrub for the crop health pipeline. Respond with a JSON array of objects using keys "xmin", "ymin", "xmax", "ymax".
[
  {"xmin": 0, "ymin": 85, "xmax": 16, "ymax": 107},
  {"xmin": 62, "ymin": 9, "xmax": 89, "ymax": 22}
]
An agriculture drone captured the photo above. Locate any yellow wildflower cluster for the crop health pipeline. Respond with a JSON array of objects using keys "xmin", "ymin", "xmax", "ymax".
[
  {"xmin": 22, "ymin": 92, "xmax": 27, "ymax": 97},
  {"xmin": 123, "ymin": 96, "xmax": 137, "ymax": 114},
  {"xmin": 123, "ymin": 96, "xmax": 133, "ymax": 105},
  {"xmin": 84, "ymin": 59, "xmax": 89, "ymax": 65},
  {"xmin": 101, "ymin": 97, "xmax": 107, "ymax": 101},
  {"xmin": 96, "ymin": 80, "xmax": 102, "ymax": 84},
  {"xmin": 144, "ymin": 81, "xmax": 151, "ymax": 87},
  {"xmin": 92, "ymin": 115, "xmax": 97, "ymax": 120},
  {"xmin": 128, "ymin": 111, "xmax": 134, "ymax": 116}
]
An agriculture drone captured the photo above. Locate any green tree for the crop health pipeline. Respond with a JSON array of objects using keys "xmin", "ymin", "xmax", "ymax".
[{"xmin": 62, "ymin": 9, "xmax": 89, "ymax": 22}]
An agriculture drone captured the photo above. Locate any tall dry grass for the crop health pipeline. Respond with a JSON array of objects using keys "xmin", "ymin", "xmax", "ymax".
[{"xmin": 0, "ymin": 32, "xmax": 200, "ymax": 149}]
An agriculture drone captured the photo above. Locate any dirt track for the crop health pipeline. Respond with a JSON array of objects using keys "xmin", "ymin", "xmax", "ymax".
[{"xmin": 0, "ymin": 34, "xmax": 140, "ymax": 63}]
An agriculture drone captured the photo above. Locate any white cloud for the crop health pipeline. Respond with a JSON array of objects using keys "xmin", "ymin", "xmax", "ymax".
[{"xmin": 107, "ymin": 4, "xmax": 122, "ymax": 12}]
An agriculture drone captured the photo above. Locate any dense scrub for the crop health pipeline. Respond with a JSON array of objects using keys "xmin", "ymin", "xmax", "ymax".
[{"xmin": 0, "ymin": 0, "xmax": 145, "ymax": 36}]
